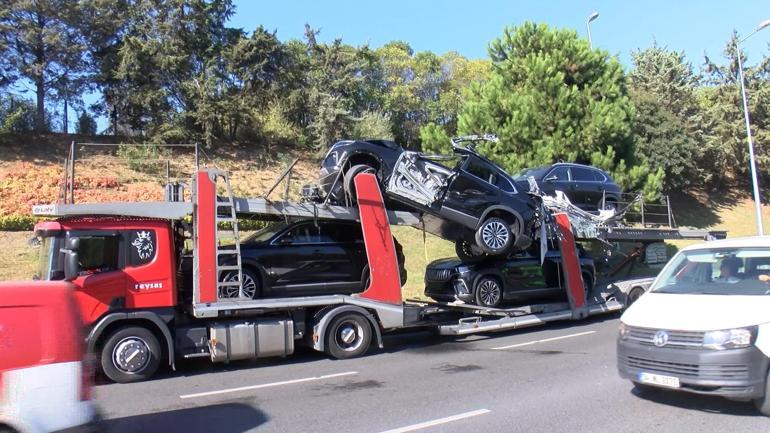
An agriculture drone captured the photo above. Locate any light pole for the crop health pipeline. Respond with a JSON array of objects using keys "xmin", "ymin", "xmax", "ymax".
[
  {"xmin": 737, "ymin": 18, "xmax": 770, "ymax": 236},
  {"xmin": 586, "ymin": 11, "xmax": 599, "ymax": 49}
]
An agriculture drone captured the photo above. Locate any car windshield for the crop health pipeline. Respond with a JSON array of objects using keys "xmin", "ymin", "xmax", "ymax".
[
  {"xmin": 650, "ymin": 247, "xmax": 770, "ymax": 296},
  {"xmin": 243, "ymin": 222, "xmax": 289, "ymax": 243}
]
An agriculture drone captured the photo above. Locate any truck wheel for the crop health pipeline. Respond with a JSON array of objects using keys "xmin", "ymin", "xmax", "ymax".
[
  {"xmin": 325, "ymin": 313, "xmax": 372, "ymax": 359},
  {"xmin": 475, "ymin": 217, "xmax": 513, "ymax": 255},
  {"xmin": 100, "ymin": 326, "xmax": 161, "ymax": 383},
  {"xmin": 343, "ymin": 164, "xmax": 376, "ymax": 204},
  {"xmin": 753, "ymin": 368, "xmax": 770, "ymax": 416},
  {"xmin": 475, "ymin": 276, "xmax": 503, "ymax": 308},
  {"xmin": 455, "ymin": 238, "xmax": 487, "ymax": 264}
]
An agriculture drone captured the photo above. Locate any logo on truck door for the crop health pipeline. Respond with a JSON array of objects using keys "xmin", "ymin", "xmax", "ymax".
[{"xmin": 131, "ymin": 231, "xmax": 154, "ymax": 260}]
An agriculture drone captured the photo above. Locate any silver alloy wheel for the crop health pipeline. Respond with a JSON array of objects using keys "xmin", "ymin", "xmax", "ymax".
[
  {"xmin": 481, "ymin": 220, "xmax": 509, "ymax": 250},
  {"xmin": 221, "ymin": 271, "xmax": 258, "ymax": 298},
  {"xmin": 112, "ymin": 336, "xmax": 150, "ymax": 374},
  {"xmin": 477, "ymin": 279, "xmax": 502, "ymax": 306},
  {"xmin": 334, "ymin": 320, "xmax": 365, "ymax": 352}
]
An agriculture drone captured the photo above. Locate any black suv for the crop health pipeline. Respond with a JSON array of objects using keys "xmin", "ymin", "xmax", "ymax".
[
  {"xmin": 316, "ymin": 136, "xmax": 541, "ymax": 260},
  {"xmin": 424, "ymin": 247, "xmax": 595, "ymax": 308},
  {"xmin": 217, "ymin": 220, "xmax": 406, "ymax": 298},
  {"xmin": 514, "ymin": 163, "xmax": 622, "ymax": 211}
]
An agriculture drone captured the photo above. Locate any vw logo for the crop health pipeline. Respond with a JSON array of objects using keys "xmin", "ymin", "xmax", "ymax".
[{"xmin": 653, "ymin": 330, "xmax": 669, "ymax": 347}]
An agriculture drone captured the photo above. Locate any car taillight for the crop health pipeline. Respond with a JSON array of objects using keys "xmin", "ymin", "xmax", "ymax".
[{"xmin": 80, "ymin": 355, "xmax": 95, "ymax": 401}]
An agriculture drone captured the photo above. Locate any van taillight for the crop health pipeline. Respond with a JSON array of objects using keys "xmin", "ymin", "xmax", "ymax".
[{"xmin": 80, "ymin": 355, "xmax": 94, "ymax": 401}]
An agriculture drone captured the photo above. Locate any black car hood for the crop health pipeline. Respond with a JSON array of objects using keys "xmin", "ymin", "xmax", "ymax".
[{"xmin": 427, "ymin": 257, "xmax": 464, "ymax": 270}]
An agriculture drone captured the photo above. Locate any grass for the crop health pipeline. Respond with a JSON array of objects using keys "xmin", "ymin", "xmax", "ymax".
[
  {"xmin": 391, "ymin": 226, "xmax": 456, "ymax": 299},
  {"xmin": 0, "ymin": 231, "xmax": 37, "ymax": 281}
]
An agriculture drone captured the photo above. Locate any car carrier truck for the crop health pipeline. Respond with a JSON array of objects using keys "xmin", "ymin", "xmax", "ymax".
[{"xmin": 25, "ymin": 167, "xmax": 723, "ymax": 383}]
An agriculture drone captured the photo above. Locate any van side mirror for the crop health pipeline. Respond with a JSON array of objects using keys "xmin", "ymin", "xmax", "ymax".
[{"xmin": 63, "ymin": 237, "xmax": 81, "ymax": 281}]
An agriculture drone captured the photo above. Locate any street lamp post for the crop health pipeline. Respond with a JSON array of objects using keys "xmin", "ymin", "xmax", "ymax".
[
  {"xmin": 586, "ymin": 12, "xmax": 599, "ymax": 49},
  {"xmin": 737, "ymin": 18, "xmax": 770, "ymax": 236}
]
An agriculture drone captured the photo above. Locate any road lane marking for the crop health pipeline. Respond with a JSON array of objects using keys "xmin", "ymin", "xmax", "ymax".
[
  {"xmin": 179, "ymin": 371, "xmax": 358, "ymax": 399},
  {"xmin": 379, "ymin": 409, "xmax": 491, "ymax": 433},
  {"xmin": 491, "ymin": 330, "xmax": 596, "ymax": 350}
]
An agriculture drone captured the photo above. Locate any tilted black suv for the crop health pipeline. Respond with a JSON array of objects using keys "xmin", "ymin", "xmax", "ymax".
[
  {"xmin": 424, "ymin": 247, "xmax": 595, "ymax": 308},
  {"xmin": 316, "ymin": 136, "xmax": 541, "ymax": 260},
  {"xmin": 216, "ymin": 219, "xmax": 406, "ymax": 299},
  {"xmin": 514, "ymin": 163, "xmax": 622, "ymax": 211}
]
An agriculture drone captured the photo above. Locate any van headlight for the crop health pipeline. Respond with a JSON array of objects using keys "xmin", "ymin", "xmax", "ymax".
[
  {"xmin": 703, "ymin": 327, "xmax": 757, "ymax": 350},
  {"xmin": 618, "ymin": 322, "xmax": 630, "ymax": 340}
]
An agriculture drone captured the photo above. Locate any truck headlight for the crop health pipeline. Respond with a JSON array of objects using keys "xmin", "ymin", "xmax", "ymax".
[
  {"xmin": 618, "ymin": 322, "xmax": 630, "ymax": 340},
  {"xmin": 703, "ymin": 327, "xmax": 757, "ymax": 350}
]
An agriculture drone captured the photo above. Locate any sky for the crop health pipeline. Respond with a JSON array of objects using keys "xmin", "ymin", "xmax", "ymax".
[{"xmin": 230, "ymin": 0, "xmax": 770, "ymax": 68}]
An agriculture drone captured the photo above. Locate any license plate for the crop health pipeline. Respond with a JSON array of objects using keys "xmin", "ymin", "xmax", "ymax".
[{"xmin": 637, "ymin": 372, "xmax": 680, "ymax": 388}]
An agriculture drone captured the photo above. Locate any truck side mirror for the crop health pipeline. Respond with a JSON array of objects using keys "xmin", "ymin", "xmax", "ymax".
[{"xmin": 63, "ymin": 238, "xmax": 81, "ymax": 281}]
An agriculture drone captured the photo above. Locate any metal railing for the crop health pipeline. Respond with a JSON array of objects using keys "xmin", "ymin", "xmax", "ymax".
[{"xmin": 601, "ymin": 191, "xmax": 675, "ymax": 228}]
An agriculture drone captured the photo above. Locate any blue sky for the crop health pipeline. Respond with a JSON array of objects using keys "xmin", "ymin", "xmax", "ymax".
[{"xmin": 231, "ymin": 0, "xmax": 770, "ymax": 68}]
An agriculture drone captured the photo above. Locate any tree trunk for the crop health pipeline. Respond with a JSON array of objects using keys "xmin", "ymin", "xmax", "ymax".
[
  {"xmin": 63, "ymin": 99, "xmax": 68, "ymax": 133},
  {"xmin": 35, "ymin": 75, "xmax": 45, "ymax": 132}
]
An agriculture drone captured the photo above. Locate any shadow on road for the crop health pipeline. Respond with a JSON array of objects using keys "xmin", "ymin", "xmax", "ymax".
[
  {"xmin": 102, "ymin": 403, "xmax": 268, "ymax": 433},
  {"xmin": 631, "ymin": 386, "xmax": 760, "ymax": 417}
]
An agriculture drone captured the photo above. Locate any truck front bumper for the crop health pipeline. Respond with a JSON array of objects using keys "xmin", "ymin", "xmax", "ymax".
[{"xmin": 617, "ymin": 338, "xmax": 769, "ymax": 400}]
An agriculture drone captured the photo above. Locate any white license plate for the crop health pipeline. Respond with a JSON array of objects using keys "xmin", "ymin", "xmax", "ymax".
[{"xmin": 638, "ymin": 372, "xmax": 680, "ymax": 388}]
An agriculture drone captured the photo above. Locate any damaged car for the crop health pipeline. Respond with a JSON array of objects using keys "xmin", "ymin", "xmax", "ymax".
[{"xmin": 314, "ymin": 135, "xmax": 541, "ymax": 260}]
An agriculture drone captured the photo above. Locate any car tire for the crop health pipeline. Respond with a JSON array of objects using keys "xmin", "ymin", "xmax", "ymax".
[
  {"xmin": 220, "ymin": 268, "xmax": 262, "ymax": 299},
  {"xmin": 455, "ymin": 238, "xmax": 487, "ymax": 263},
  {"xmin": 343, "ymin": 164, "xmax": 376, "ymax": 203},
  {"xmin": 753, "ymin": 367, "xmax": 770, "ymax": 416},
  {"xmin": 626, "ymin": 286, "xmax": 645, "ymax": 308},
  {"xmin": 474, "ymin": 276, "xmax": 503, "ymax": 308},
  {"xmin": 475, "ymin": 217, "xmax": 514, "ymax": 255},
  {"xmin": 100, "ymin": 326, "xmax": 161, "ymax": 383},
  {"xmin": 325, "ymin": 312, "xmax": 372, "ymax": 359}
]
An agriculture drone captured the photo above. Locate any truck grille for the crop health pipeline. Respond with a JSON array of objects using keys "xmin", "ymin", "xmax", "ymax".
[
  {"xmin": 626, "ymin": 326, "xmax": 705, "ymax": 349},
  {"xmin": 621, "ymin": 355, "xmax": 750, "ymax": 380},
  {"xmin": 425, "ymin": 268, "xmax": 452, "ymax": 282}
]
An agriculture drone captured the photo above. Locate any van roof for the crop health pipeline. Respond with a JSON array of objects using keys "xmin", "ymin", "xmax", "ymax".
[{"xmin": 681, "ymin": 235, "xmax": 770, "ymax": 251}]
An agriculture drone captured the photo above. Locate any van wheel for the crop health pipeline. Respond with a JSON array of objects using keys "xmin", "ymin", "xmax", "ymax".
[
  {"xmin": 325, "ymin": 313, "xmax": 372, "ymax": 359},
  {"xmin": 100, "ymin": 326, "xmax": 161, "ymax": 383},
  {"xmin": 753, "ymin": 368, "xmax": 770, "ymax": 416}
]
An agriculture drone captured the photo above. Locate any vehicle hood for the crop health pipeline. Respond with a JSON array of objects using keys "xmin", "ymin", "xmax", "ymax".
[
  {"xmin": 427, "ymin": 258, "xmax": 464, "ymax": 270},
  {"xmin": 621, "ymin": 292, "xmax": 770, "ymax": 331}
]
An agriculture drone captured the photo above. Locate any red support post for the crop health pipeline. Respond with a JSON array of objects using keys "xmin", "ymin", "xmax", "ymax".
[
  {"xmin": 552, "ymin": 213, "xmax": 586, "ymax": 314},
  {"xmin": 195, "ymin": 171, "xmax": 218, "ymax": 304}
]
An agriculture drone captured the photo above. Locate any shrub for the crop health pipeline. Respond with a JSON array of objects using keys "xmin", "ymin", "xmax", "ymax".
[
  {"xmin": 76, "ymin": 111, "xmax": 98, "ymax": 135},
  {"xmin": 352, "ymin": 111, "xmax": 394, "ymax": 140},
  {"xmin": 117, "ymin": 144, "xmax": 170, "ymax": 174}
]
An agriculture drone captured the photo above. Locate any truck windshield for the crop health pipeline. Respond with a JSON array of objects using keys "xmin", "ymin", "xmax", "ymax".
[
  {"xmin": 34, "ymin": 234, "xmax": 64, "ymax": 281},
  {"xmin": 651, "ymin": 247, "xmax": 770, "ymax": 296}
]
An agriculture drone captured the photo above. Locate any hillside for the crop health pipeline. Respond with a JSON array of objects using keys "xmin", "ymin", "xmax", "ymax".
[{"xmin": 2, "ymin": 134, "xmax": 770, "ymax": 298}]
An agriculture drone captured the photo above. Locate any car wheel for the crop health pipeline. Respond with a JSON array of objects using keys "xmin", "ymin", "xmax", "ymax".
[
  {"xmin": 325, "ymin": 312, "xmax": 372, "ymax": 359},
  {"xmin": 603, "ymin": 199, "xmax": 618, "ymax": 211},
  {"xmin": 343, "ymin": 164, "xmax": 376, "ymax": 203},
  {"xmin": 626, "ymin": 286, "xmax": 645, "ymax": 308},
  {"xmin": 220, "ymin": 268, "xmax": 261, "ymax": 299},
  {"xmin": 455, "ymin": 238, "xmax": 487, "ymax": 263},
  {"xmin": 474, "ymin": 276, "xmax": 503, "ymax": 308},
  {"xmin": 100, "ymin": 326, "xmax": 161, "ymax": 383},
  {"xmin": 475, "ymin": 217, "xmax": 513, "ymax": 255},
  {"xmin": 753, "ymin": 368, "xmax": 770, "ymax": 416}
]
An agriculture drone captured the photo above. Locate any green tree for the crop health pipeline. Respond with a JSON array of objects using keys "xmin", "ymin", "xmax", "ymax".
[
  {"xmin": 629, "ymin": 45, "xmax": 705, "ymax": 190},
  {"xmin": 0, "ymin": 0, "xmax": 88, "ymax": 131},
  {"xmin": 458, "ymin": 22, "xmax": 661, "ymax": 197}
]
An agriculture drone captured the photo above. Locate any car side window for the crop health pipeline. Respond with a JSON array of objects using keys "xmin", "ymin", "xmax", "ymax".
[
  {"xmin": 495, "ymin": 174, "xmax": 516, "ymax": 193},
  {"xmin": 545, "ymin": 166, "xmax": 569, "ymax": 181},
  {"xmin": 325, "ymin": 224, "xmax": 362, "ymax": 243},
  {"xmin": 571, "ymin": 167, "xmax": 596, "ymax": 182},
  {"xmin": 592, "ymin": 169, "xmax": 607, "ymax": 182},
  {"xmin": 279, "ymin": 224, "xmax": 311, "ymax": 244},
  {"xmin": 465, "ymin": 159, "xmax": 496, "ymax": 185},
  {"xmin": 77, "ymin": 235, "xmax": 120, "ymax": 273},
  {"xmin": 309, "ymin": 223, "xmax": 337, "ymax": 243}
]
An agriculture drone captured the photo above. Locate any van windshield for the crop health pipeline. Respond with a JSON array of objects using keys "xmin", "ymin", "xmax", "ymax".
[{"xmin": 651, "ymin": 247, "xmax": 770, "ymax": 296}]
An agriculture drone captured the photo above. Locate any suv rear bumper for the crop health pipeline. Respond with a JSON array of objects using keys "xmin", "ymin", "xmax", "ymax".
[{"xmin": 617, "ymin": 339, "xmax": 769, "ymax": 399}]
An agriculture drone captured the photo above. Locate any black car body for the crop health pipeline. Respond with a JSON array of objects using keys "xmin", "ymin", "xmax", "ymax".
[
  {"xmin": 217, "ymin": 220, "xmax": 406, "ymax": 299},
  {"xmin": 316, "ymin": 136, "xmax": 541, "ymax": 258},
  {"xmin": 515, "ymin": 163, "xmax": 622, "ymax": 211},
  {"xmin": 424, "ymin": 248, "xmax": 595, "ymax": 308}
]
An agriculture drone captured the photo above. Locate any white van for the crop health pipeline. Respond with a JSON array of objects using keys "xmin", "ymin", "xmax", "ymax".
[{"xmin": 617, "ymin": 236, "xmax": 770, "ymax": 415}]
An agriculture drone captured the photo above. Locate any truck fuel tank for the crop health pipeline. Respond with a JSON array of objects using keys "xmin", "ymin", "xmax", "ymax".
[{"xmin": 209, "ymin": 319, "xmax": 294, "ymax": 363}]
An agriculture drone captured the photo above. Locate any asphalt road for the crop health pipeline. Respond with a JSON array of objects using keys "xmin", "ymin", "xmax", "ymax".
[{"xmin": 95, "ymin": 314, "xmax": 770, "ymax": 433}]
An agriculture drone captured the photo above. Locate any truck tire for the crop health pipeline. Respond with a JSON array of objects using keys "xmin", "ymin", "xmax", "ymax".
[
  {"xmin": 475, "ymin": 217, "xmax": 513, "ymax": 255},
  {"xmin": 100, "ymin": 326, "xmax": 161, "ymax": 383},
  {"xmin": 474, "ymin": 276, "xmax": 503, "ymax": 308},
  {"xmin": 753, "ymin": 367, "xmax": 770, "ymax": 416},
  {"xmin": 325, "ymin": 312, "xmax": 372, "ymax": 359},
  {"xmin": 343, "ymin": 164, "xmax": 376, "ymax": 204}
]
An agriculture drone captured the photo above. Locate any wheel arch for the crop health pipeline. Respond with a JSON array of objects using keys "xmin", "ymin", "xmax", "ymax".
[
  {"xmin": 87, "ymin": 311, "xmax": 175, "ymax": 368},
  {"xmin": 310, "ymin": 305, "xmax": 383, "ymax": 353},
  {"xmin": 478, "ymin": 206, "xmax": 524, "ymax": 233},
  {"xmin": 344, "ymin": 152, "xmax": 383, "ymax": 175}
]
